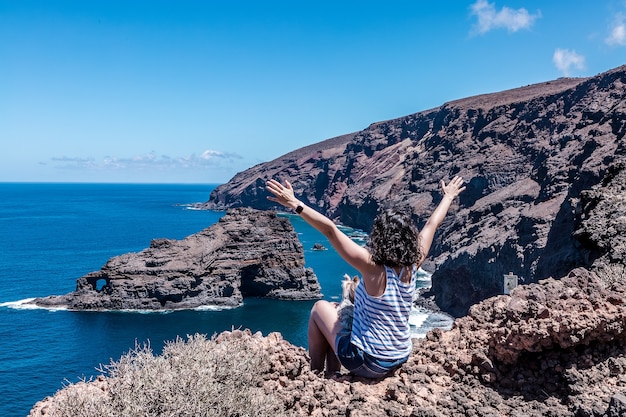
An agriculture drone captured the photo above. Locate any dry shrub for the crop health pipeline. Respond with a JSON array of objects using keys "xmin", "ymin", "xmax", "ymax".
[
  {"xmin": 38, "ymin": 378, "xmax": 114, "ymax": 417},
  {"xmin": 42, "ymin": 333, "xmax": 284, "ymax": 417}
]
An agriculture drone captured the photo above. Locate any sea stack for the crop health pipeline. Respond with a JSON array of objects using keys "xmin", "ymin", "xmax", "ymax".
[{"xmin": 32, "ymin": 207, "xmax": 321, "ymax": 311}]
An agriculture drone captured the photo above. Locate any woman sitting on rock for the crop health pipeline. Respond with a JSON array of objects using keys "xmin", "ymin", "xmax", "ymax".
[{"xmin": 266, "ymin": 176, "xmax": 465, "ymax": 378}]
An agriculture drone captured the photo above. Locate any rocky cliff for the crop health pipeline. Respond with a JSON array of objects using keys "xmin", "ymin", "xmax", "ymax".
[
  {"xmin": 29, "ymin": 267, "xmax": 626, "ymax": 417},
  {"xmin": 32, "ymin": 208, "xmax": 321, "ymax": 310},
  {"xmin": 200, "ymin": 65, "xmax": 626, "ymax": 316}
]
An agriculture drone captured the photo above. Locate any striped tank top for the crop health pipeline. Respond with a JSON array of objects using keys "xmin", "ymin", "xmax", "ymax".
[{"xmin": 350, "ymin": 265, "xmax": 416, "ymax": 360}]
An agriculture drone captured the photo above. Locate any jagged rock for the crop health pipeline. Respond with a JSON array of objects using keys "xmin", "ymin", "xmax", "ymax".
[
  {"xmin": 32, "ymin": 208, "xmax": 321, "ymax": 310},
  {"xmin": 574, "ymin": 161, "xmax": 626, "ymax": 286},
  {"xmin": 608, "ymin": 393, "xmax": 626, "ymax": 417},
  {"xmin": 311, "ymin": 243, "xmax": 327, "ymax": 251},
  {"xmin": 199, "ymin": 132, "xmax": 358, "ymax": 213},
  {"xmin": 29, "ymin": 267, "xmax": 626, "ymax": 416},
  {"xmin": 200, "ymin": 65, "xmax": 626, "ymax": 316}
]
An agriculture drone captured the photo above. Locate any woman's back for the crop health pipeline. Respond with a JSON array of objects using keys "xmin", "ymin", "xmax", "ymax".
[{"xmin": 351, "ymin": 266, "xmax": 416, "ymax": 361}]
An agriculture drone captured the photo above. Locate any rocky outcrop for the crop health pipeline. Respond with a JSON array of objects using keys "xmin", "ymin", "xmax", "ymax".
[
  {"xmin": 200, "ymin": 65, "xmax": 626, "ymax": 316},
  {"xmin": 30, "ymin": 267, "xmax": 626, "ymax": 417},
  {"xmin": 32, "ymin": 208, "xmax": 321, "ymax": 310},
  {"xmin": 200, "ymin": 132, "xmax": 358, "ymax": 212},
  {"xmin": 574, "ymin": 161, "xmax": 626, "ymax": 286}
]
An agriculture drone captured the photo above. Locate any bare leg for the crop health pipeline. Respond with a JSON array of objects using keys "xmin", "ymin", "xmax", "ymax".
[
  {"xmin": 308, "ymin": 313, "xmax": 328, "ymax": 372},
  {"xmin": 325, "ymin": 350, "xmax": 341, "ymax": 373},
  {"xmin": 324, "ymin": 300, "xmax": 341, "ymax": 372},
  {"xmin": 307, "ymin": 300, "xmax": 341, "ymax": 372}
]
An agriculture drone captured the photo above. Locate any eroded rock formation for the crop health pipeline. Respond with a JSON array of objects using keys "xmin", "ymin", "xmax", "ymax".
[
  {"xmin": 200, "ymin": 65, "xmax": 626, "ymax": 316},
  {"xmin": 32, "ymin": 208, "xmax": 321, "ymax": 310}
]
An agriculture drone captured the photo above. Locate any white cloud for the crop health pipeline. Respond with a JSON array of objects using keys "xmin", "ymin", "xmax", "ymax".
[
  {"xmin": 51, "ymin": 156, "xmax": 96, "ymax": 163},
  {"xmin": 553, "ymin": 48, "xmax": 586, "ymax": 76},
  {"xmin": 50, "ymin": 156, "xmax": 98, "ymax": 169},
  {"xmin": 606, "ymin": 14, "xmax": 626, "ymax": 46},
  {"xmin": 470, "ymin": 0, "xmax": 541, "ymax": 34},
  {"xmin": 200, "ymin": 150, "xmax": 226, "ymax": 160},
  {"xmin": 49, "ymin": 150, "xmax": 242, "ymax": 171}
]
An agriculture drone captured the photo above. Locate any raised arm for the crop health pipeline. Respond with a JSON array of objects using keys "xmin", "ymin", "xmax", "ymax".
[
  {"xmin": 417, "ymin": 176, "xmax": 465, "ymax": 266},
  {"xmin": 266, "ymin": 179, "xmax": 374, "ymax": 274}
]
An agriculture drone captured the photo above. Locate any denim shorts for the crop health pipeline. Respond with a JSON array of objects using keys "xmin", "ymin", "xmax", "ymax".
[{"xmin": 335, "ymin": 333, "xmax": 409, "ymax": 378}]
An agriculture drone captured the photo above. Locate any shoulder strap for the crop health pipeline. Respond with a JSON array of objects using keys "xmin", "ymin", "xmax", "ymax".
[{"xmin": 397, "ymin": 265, "xmax": 416, "ymax": 283}]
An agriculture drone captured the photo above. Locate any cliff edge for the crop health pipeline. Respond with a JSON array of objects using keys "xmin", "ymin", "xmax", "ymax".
[{"xmin": 29, "ymin": 267, "xmax": 626, "ymax": 417}]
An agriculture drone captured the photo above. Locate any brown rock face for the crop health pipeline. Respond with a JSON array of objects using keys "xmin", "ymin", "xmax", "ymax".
[
  {"xmin": 201, "ymin": 65, "xmax": 626, "ymax": 316},
  {"xmin": 574, "ymin": 161, "xmax": 626, "ymax": 285},
  {"xmin": 32, "ymin": 208, "xmax": 321, "ymax": 310},
  {"xmin": 30, "ymin": 268, "xmax": 626, "ymax": 417}
]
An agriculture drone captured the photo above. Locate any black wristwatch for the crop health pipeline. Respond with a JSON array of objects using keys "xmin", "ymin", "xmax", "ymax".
[{"xmin": 295, "ymin": 205, "xmax": 304, "ymax": 214}]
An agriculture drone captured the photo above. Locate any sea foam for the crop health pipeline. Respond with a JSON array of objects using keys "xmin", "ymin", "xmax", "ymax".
[{"xmin": 0, "ymin": 298, "xmax": 68, "ymax": 312}]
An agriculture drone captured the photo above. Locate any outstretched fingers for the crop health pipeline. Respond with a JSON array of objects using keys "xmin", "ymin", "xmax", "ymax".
[
  {"xmin": 265, "ymin": 179, "xmax": 296, "ymax": 207},
  {"xmin": 441, "ymin": 176, "xmax": 466, "ymax": 196}
]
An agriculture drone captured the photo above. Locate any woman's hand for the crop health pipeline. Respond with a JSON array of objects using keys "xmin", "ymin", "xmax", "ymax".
[
  {"xmin": 440, "ymin": 176, "xmax": 466, "ymax": 199},
  {"xmin": 266, "ymin": 179, "xmax": 300, "ymax": 210}
]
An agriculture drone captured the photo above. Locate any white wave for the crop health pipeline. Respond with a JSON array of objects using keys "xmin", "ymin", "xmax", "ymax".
[
  {"xmin": 193, "ymin": 304, "xmax": 238, "ymax": 312},
  {"xmin": 81, "ymin": 302, "xmax": 240, "ymax": 313},
  {"xmin": 336, "ymin": 225, "xmax": 368, "ymax": 245},
  {"xmin": 101, "ymin": 303, "xmax": 239, "ymax": 313},
  {"xmin": 410, "ymin": 306, "xmax": 454, "ymax": 339},
  {"xmin": 409, "ymin": 307, "xmax": 429, "ymax": 329},
  {"xmin": 0, "ymin": 298, "xmax": 68, "ymax": 312},
  {"xmin": 415, "ymin": 268, "xmax": 432, "ymax": 282},
  {"xmin": 0, "ymin": 298, "xmax": 237, "ymax": 313},
  {"xmin": 113, "ymin": 308, "xmax": 173, "ymax": 314}
]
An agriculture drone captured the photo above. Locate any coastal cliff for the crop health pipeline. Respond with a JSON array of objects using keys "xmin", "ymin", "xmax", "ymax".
[
  {"xmin": 200, "ymin": 65, "xmax": 626, "ymax": 316},
  {"xmin": 32, "ymin": 207, "xmax": 321, "ymax": 310},
  {"xmin": 27, "ymin": 67, "xmax": 626, "ymax": 416}
]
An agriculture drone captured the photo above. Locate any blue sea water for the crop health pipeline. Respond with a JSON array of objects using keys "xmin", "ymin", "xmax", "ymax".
[{"xmin": 0, "ymin": 183, "xmax": 451, "ymax": 417}]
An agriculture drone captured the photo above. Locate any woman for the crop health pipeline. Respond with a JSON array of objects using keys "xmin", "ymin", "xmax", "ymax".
[{"xmin": 266, "ymin": 176, "xmax": 465, "ymax": 378}]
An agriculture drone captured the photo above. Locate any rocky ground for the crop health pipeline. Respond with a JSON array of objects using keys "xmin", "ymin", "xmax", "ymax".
[{"xmin": 30, "ymin": 267, "xmax": 626, "ymax": 416}]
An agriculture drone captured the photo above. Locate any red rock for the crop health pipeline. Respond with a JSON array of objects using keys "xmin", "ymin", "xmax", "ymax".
[{"xmin": 201, "ymin": 65, "xmax": 626, "ymax": 316}]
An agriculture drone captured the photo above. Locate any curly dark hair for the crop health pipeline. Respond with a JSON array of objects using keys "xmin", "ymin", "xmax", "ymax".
[{"xmin": 367, "ymin": 208, "xmax": 421, "ymax": 267}]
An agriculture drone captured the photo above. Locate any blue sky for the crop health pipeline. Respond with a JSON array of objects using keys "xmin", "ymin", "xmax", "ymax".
[{"xmin": 2, "ymin": 0, "xmax": 625, "ymax": 184}]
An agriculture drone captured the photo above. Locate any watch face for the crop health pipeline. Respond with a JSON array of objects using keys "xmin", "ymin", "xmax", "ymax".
[{"xmin": 296, "ymin": 205, "xmax": 304, "ymax": 214}]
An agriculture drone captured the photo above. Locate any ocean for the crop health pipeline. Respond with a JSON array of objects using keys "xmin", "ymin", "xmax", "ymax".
[{"xmin": 0, "ymin": 183, "xmax": 453, "ymax": 417}]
